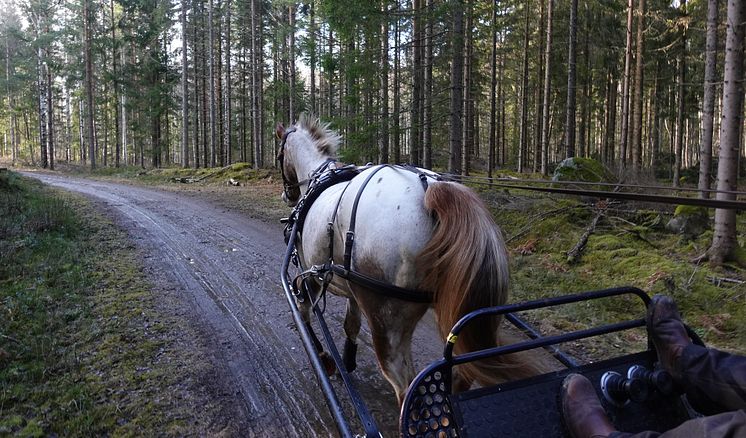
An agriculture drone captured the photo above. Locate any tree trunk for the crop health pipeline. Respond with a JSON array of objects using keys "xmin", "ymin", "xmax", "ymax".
[
  {"xmin": 564, "ymin": 0, "xmax": 578, "ymax": 159},
  {"xmin": 309, "ymin": 0, "xmax": 316, "ymax": 115},
  {"xmin": 288, "ymin": 3, "xmax": 295, "ymax": 122},
  {"xmin": 379, "ymin": 0, "xmax": 389, "ymax": 164},
  {"xmin": 410, "ymin": 0, "xmax": 422, "ymax": 166},
  {"xmin": 631, "ymin": 0, "xmax": 646, "ymax": 171},
  {"xmin": 250, "ymin": 0, "xmax": 260, "ymax": 167},
  {"xmin": 224, "ymin": 0, "xmax": 232, "ymax": 164},
  {"xmin": 46, "ymin": 53, "xmax": 54, "ymax": 170},
  {"xmin": 209, "ymin": 0, "xmax": 216, "ymax": 167},
  {"xmin": 462, "ymin": 2, "xmax": 472, "ymax": 175},
  {"xmin": 181, "ymin": 0, "xmax": 189, "ymax": 167},
  {"xmin": 37, "ymin": 48, "xmax": 48, "ymax": 168},
  {"xmin": 392, "ymin": 11, "xmax": 400, "ymax": 164},
  {"xmin": 673, "ymin": 0, "xmax": 687, "ymax": 187},
  {"xmin": 517, "ymin": 3, "xmax": 529, "ymax": 172},
  {"xmin": 699, "ymin": 0, "xmax": 719, "ymax": 198},
  {"xmin": 423, "ymin": 0, "xmax": 433, "ymax": 168},
  {"xmin": 448, "ymin": 0, "xmax": 464, "ymax": 175},
  {"xmin": 111, "ymin": 0, "xmax": 121, "ymax": 167},
  {"xmin": 708, "ymin": 0, "xmax": 744, "ymax": 265},
  {"xmin": 620, "ymin": 0, "xmax": 634, "ymax": 168},
  {"xmin": 488, "ymin": 0, "xmax": 498, "ymax": 177},
  {"xmin": 533, "ymin": 0, "xmax": 545, "ymax": 172},
  {"xmin": 540, "ymin": 0, "xmax": 553, "ymax": 174},
  {"xmin": 84, "ymin": 0, "xmax": 96, "ymax": 169}
]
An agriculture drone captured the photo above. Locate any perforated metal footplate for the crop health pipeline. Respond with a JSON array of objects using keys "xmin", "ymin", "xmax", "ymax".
[
  {"xmin": 451, "ymin": 352, "xmax": 691, "ymax": 438},
  {"xmin": 401, "ymin": 367, "xmax": 458, "ymax": 438}
]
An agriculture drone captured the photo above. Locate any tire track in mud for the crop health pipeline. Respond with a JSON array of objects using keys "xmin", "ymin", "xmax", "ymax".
[{"xmin": 25, "ymin": 172, "xmax": 443, "ymax": 437}]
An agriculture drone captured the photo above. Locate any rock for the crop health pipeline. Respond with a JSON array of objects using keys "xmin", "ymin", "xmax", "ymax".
[
  {"xmin": 552, "ymin": 157, "xmax": 616, "ymax": 190},
  {"xmin": 665, "ymin": 205, "xmax": 710, "ymax": 239}
]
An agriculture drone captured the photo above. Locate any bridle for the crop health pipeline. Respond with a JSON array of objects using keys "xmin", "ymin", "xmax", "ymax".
[
  {"xmin": 277, "ymin": 127, "xmax": 299, "ymax": 201},
  {"xmin": 277, "ymin": 127, "xmax": 338, "ymax": 204}
]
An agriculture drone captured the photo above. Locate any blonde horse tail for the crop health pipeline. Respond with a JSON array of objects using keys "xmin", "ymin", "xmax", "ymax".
[{"xmin": 419, "ymin": 182, "xmax": 547, "ymax": 388}]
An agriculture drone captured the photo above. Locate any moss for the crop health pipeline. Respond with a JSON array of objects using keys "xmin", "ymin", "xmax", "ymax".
[
  {"xmin": 674, "ymin": 204, "xmax": 708, "ymax": 217},
  {"xmin": 552, "ymin": 157, "xmax": 616, "ymax": 184}
]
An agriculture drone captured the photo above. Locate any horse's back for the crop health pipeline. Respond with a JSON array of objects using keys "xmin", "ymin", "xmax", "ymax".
[{"xmin": 302, "ymin": 166, "xmax": 435, "ymax": 289}]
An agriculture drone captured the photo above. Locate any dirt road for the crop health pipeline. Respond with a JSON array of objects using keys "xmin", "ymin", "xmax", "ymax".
[{"xmin": 25, "ymin": 172, "xmax": 442, "ymax": 437}]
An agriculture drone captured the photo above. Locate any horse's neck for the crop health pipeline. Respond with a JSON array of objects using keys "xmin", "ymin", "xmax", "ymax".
[{"xmin": 294, "ymin": 148, "xmax": 331, "ymax": 193}]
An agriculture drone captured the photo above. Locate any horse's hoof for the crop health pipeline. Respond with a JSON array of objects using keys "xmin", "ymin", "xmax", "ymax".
[
  {"xmin": 319, "ymin": 352, "xmax": 337, "ymax": 376},
  {"xmin": 343, "ymin": 339, "xmax": 358, "ymax": 373}
]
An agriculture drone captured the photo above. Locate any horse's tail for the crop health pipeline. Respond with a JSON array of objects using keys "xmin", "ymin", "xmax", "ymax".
[{"xmin": 419, "ymin": 181, "xmax": 547, "ymax": 388}]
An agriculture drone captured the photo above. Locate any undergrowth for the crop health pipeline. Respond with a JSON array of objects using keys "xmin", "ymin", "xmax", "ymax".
[
  {"xmin": 480, "ymin": 186, "xmax": 746, "ymax": 358},
  {"xmin": 0, "ymin": 171, "xmax": 211, "ymax": 436}
]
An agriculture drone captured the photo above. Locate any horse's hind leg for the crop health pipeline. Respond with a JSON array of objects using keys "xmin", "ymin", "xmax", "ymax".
[
  {"xmin": 365, "ymin": 301, "xmax": 428, "ymax": 405},
  {"xmin": 342, "ymin": 299, "xmax": 361, "ymax": 372}
]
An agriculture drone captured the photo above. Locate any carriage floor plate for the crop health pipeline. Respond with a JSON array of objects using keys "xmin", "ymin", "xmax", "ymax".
[{"xmin": 451, "ymin": 352, "xmax": 692, "ymax": 438}]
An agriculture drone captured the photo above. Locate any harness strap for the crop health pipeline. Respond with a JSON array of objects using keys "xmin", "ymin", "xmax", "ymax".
[
  {"xmin": 330, "ymin": 264, "xmax": 431, "ymax": 303},
  {"xmin": 344, "ymin": 165, "xmax": 390, "ymax": 270}
]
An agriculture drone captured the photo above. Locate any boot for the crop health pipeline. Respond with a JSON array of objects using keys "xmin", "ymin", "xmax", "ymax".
[
  {"xmin": 646, "ymin": 295, "xmax": 691, "ymax": 380},
  {"xmin": 560, "ymin": 373, "xmax": 616, "ymax": 438}
]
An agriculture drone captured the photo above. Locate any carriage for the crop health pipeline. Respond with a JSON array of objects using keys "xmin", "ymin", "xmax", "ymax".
[{"xmin": 277, "ymin": 115, "xmax": 702, "ymax": 437}]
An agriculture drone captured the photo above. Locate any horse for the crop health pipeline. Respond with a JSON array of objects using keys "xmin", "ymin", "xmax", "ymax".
[{"xmin": 277, "ymin": 114, "xmax": 546, "ymax": 404}]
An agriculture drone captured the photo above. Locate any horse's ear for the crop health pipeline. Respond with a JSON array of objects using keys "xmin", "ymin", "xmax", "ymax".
[{"xmin": 276, "ymin": 123, "xmax": 285, "ymax": 140}]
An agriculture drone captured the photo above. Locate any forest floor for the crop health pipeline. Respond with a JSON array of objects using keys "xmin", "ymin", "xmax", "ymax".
[{"xmin": 2, "ymin": 160, "xmax": 745, "ymax": 436}]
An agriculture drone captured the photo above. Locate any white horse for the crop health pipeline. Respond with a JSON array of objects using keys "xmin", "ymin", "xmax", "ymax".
[{"xmin": 277, "ymin": 114, "xmax": 544, "ymax": 404}]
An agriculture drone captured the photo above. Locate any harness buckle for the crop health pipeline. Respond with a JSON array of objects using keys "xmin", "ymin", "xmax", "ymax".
[{"xmin": 343, "ymin": 231, "xmax": 355, "ymax": 269}]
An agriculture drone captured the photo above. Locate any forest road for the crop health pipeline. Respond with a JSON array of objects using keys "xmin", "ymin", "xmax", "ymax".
[{"xmin": 24, "ymin": 172, "xmax": 443, "ymax": 437}]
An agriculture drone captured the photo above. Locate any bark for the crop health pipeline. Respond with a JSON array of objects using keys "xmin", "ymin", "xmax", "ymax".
[
  {"xmin": 517, "ymin": 3, "xmax": 529, "ymax": 172},
  {"xmin": 379, "ymin": 0, "xmax": 389, "ymax": 164},
  {"xmin": 620, "ymin": 0, "xmax": 634, "ymax": 167},
  {"xmin": 423, "ymin": 0, "xmax": 433, "ymax": 168},
  {"xmin": 488, "ymin": 0, "xmax": 498, "ymax": 178},
  {"xmin": 541, "ymin": 0, "xmax": 553, "ymax": 175},
  {"xmin": 84, "ymin": 0, "xmax": 96, "ymax": 169},
  {"xmin": 410, "ymin": 0, "xmax": 422, "ymax": 166},
  {"xmin": 698, "ymin": 0, "xmax": 719, "ymax": 198},
  {"xmin": 309, "ymin": 1, "xmax": 316, "ymax": 115},
  {"xmin": 45, "ymin": 46, "xmax": 54, "ymax": 170},
  {"xmin": 564, "ymin": 0, "xmax": 578, "ymax": 159},
  {"xmin": 111, "ymin": 0, "xmax": 121, "ymax": 167},
  {"xmin": 37, "ymin": 48, "xmax": 47, "ymax": 168},
  {"xmin": 5, "ymin": 36, "xmax": 16, "ymax": 166},
  {"xmin": 533, "ymin": 0, "xmax": 545, "ymax": 172},
  {"xmin": 631, "ymin": 0, "xmax": 646, "ymax": 171},
  {"xmin": 708, "ymin": 0, "xmax": 745, "ymax": 265},
  {"xmin": 673, "ymin": 0, "xmax": 687, "ymax": 187},
  {"xmin": 288, "ymin": 4, "xmax": 295, "ymax": 122},
  {"xmin": 461, "ymin": 2, "xmax": 472, "ymax": 175},
  {"xmin": 209, "ymin": 0, "xmax": 216, "ymax": 167},
  {"xmin": 251, "ymin": 0, "xmax": 261, "ymax": 168},
  {"xmin": 448, "ymin": 0, "xmax": 464, "ymax": 175},
  {"xmin": 224, "ymin": 0, "xmax": 232, "ymax": 164},
  {"xmin": 393, "ymin": 11, "xmax": 400, "ymax": 164},
  {"xmin": 182, "ymin": 0, "xmax": 189, "ymax": 168}
]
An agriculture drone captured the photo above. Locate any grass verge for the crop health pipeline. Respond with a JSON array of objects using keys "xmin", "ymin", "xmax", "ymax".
[{"xmin": 0, "ymin": 171, "xmax": 218, "ymax": 436}]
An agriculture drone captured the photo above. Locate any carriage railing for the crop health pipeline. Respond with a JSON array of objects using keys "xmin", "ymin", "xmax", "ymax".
[
  {"xmin": 399, "ymin": 287, "xmax": 705, "ymax": 437},
  {"xmin": 442, "ymin": 287, "xmax": 651, "ymax": 366},
  {"xmin": 281, "ymin": 221, "xmax": 381, "ymax": 438}
]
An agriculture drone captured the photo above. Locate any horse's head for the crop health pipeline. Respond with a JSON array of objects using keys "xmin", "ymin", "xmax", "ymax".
[
  {"xmin": 276, "ymin": 122, "xmax": 302, "ymax": 206},
  {"xmin": 276, "ymin": 114, "xmax": 341, "ymax": 207}
]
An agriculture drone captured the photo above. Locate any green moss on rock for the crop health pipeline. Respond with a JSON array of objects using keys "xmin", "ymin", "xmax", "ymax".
[{"xmin": 552, "ymin": 157, "xmax": 616, "ymax": 185}]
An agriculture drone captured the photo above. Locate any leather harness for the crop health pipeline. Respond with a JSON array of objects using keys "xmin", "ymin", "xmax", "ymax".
[{"xmin": 280, "ymin": 131, "xmax": 437, "ymax": 304}]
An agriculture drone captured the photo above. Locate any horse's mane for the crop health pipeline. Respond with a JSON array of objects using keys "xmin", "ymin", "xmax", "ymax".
[{"xmin": 296, "ymin": 113, "xmax": 340, "ymax": 157}]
